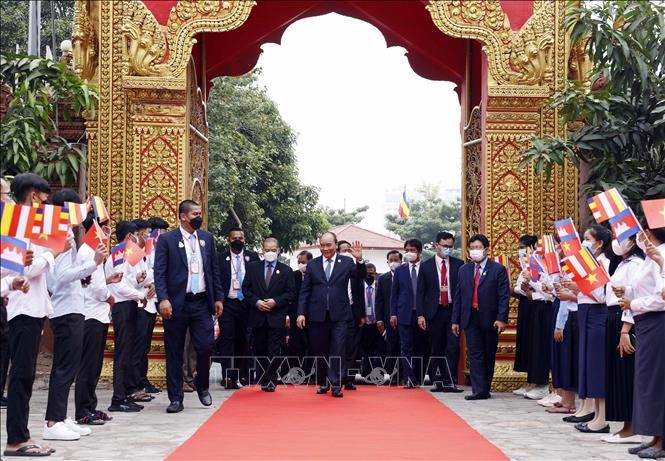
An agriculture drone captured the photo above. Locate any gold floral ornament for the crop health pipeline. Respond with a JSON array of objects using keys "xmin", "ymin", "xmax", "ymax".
[{"xmin": 72, "ymin": 0, "xmax": 99, "ymax": 81}]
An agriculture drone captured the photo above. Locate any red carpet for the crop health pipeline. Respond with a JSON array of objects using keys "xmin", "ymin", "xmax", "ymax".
[{"xmin": 167, "ymin": 386, "xmax": 507, "ymax": 461}]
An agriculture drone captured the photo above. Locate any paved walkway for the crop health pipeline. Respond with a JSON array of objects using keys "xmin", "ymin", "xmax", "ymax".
[{"xmin": 1, "ymin": 375, "xmax": 643, "ymax": 460}]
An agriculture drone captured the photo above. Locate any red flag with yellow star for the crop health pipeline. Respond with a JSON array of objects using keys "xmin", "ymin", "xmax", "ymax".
[
  {"xmin": 83, "ymin": 219, "xmax": 108, "ymax": 249},
  {"xmin": 561, "ymin": 248, "xmax": 610, "ymax": 295},
  {"xmin": 123, "ymin": 239, "xmax": 146, "ymax": 266},
  {"xmin": 641, "ymin": 199, "xmax": 665, "ymax": 229}
]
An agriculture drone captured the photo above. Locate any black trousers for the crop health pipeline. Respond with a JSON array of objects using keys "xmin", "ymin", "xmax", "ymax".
[
  {"xmin": 45, "ymin": 313, "xmax": 85, "ymax": 421},
  {"xmin": 75, "ymin": 319, "xmax": 108, "ymax": 419},
  {"xmin": 6, "ymin": 315, "xmax": 44, "ymax": 445},
  {"xmin": 0, "ymin": 299, "xmax": 9, "ymax": 397},
  {"xmin": 343, "ymin": 319, "xmax": 362, "ymax": 384},
  {"xmin": 217, "ymin": 298, "xmax": 249, "ymax": 383},
  {"xmin": 359, "ymin": 323, "xmax": 386, "ymax": 376},
  {"xmin": 308, "ymin": 314, "xmax": 346, "ymax": 387},
  {"xmin": 428, "ymin": 306, "xmax": 459, "ymax": 386},
  {"xmin": 385, "ymin": 324, "xmax": 401, "ymax": 383},
  {"xmin": 163, "ymin": 298, "xmax": 214, "ymax": 403},
  {"xmin": 398, "ymin": 312, "xmax": 429, "ymax": 385},
  {"xmin": 111, "ymin": 301, "xmax": 138, "ymax": 403},
  {"xmin": 252, "ymin": 322, "xmax": 285, "ymax": 385},
  {"xmin": 464, "ymin": 309, "xmax": 499, "ymax": 396},
  {"xmin": 132, "ymin": 308, "xmax": 157, "ymax": 390}
]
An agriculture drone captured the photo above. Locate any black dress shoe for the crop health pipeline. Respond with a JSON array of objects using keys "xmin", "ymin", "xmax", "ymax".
[
  {"xmin": 108, "ymin": 401, "xmax": 141, "ymax": 412},
  {"xmin": 166, "ymin": 401, "xmax": 184, "ymax": 413},
  {"xmin": 575, "ymin": 423, "xmax": 610, "ymax": 433},
  {"xmin": 261, "ymin": 383, "xmax": 276, "ymax": 392},
  {"xmin": 225, "ymin": 381, "xmax": 240, "ymax": 390},
  {"xmin": 197, "ymin": 389, "xmax": 212, "ymax": 406},
  {"xmin": 563, "ymin": 412, "xmax": 595, "ymax": 423},
  {"xmin": 430, "ymin": 384, "xmax": 444, "ymax": 393},
  {"xmin": 464, "ymin": 393, "xmax": 490, "ymax": 400},
  {"xmin": 316, "ymin": 385, "xmax": 330, "ymax": 395},
  {"xmin": 331, "ymin": 387, "xmax": 343, "ymax": 398},
  {"xmin": 403, "ymin": 381, "xmax": 418, "ymax": 389},
  {"xmin": 441, "ymin": 386, "xmax": 465, "ymax": 393},
  {"xmin": 344, "ymin": 383, "xmax": 357, "ymax": 391}
]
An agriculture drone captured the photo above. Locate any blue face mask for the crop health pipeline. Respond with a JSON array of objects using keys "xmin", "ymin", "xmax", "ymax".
[
  {"xmin": 581, "ymin": 240, "xmax": 595, "ymax": 251},
  {"xmin": 439, "ymin": 247, "xmax": 452, "ymax": 258}
]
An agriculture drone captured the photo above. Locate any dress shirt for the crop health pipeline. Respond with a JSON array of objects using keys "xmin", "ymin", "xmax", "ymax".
[
  {"xmin": 1, "ymin": 274, "xmax": 16, "ymax": 297},
  {"xmin": 143, "ymin": 253, "xmax": 157, "ymax": 314},
  {"xmin": 105, "ymin": 248, "xmax": 145, "ymax": 303},
  {"xmin": 604, "ymin": 255, "xmax": 643, "ymax": 324},
  {"xmin": 630, "ymin": 244, "xmax": 665, "ymax": 316},
  {"xmin": 577, "ymin": 253, "xmax": 609, "ymax": 305},
  {"xmin": 514, "ymin": 272, "xmax": 552, "ymax": 301},
  {"xmin": 77, "ymin": 244, "xmax": 111, "ymax": 324},
  {"xmin": 364, "ymin": 281, "xmax": 376, "ymax": 322},
  {"xmin": 227, "ymin": 250, "xmax": 245, "ymax": 299},
  {"xmin": 7, "ymin": 242, "xmax": 54, "ymax": 321},
  {"xmin": 180, "ymin": 226, "xmax": 206, "ymax": 294},
  {"xmin": 435, "ymin": 255, "xmax": 453, "ymax": 303}
]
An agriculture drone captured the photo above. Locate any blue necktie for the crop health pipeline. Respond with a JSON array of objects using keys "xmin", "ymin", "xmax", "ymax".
[
  {"xmin": 236, "ymin": 254, "xmax": 244, "ymax": 301},
  {"xmin": 325, "ymin": 259, "xmax": 332, "ymax": 281},
  {"xmin": 190, "ymin": 235, "xmax": 199, "ymax": 294},
  {"xmin": 411, "ymin": 264, "xmax": 417, "ymax": 309}
]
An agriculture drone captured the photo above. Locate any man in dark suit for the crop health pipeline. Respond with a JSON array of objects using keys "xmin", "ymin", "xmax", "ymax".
[
  {"xmin": 216, "ymin": 227, "xmax": 259, "ymax": 389},
  {"xmin": 154, "ymin": 200, "xmax": 224, "ymax": 413},
  {"xmin": 338, "ymin": 240, "xmax": 364, "ymax": 390},
  {"xmin": 417, "ymin": 231, "xmax": 464, "ymax": 392},
  {"xmin": 375, "ymin": 250, "xmax": 402, "ymax": 384},
  {"xmin": 390, "ymin": 239, "xmax": 428, "ymax": 388},
  {"xmin": 296, "ymin": 232, "xmax": 366, "ymax": 398},
  {"xmin": 285, "ymin": 251, "xmax": 312, "ymax": 372},
  {"xmin": 242, "ymin": 237, "xmax": 295, "ymax": 392},
  {"xmin": 452, "ymin": 233, "xmax": 509, "ymax": 400}
]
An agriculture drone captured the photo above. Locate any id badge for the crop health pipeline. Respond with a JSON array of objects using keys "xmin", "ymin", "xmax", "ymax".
[
  {"xmin": 191, "ymin": 262, "xmax": 199, "ymax": 274},
  {"xmin": 232, "ymin": 279, "xmax": 241, "ymax": 290}
]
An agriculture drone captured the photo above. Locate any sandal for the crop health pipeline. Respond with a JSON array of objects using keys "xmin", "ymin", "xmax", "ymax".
[
  {"xmin": 77, "ymin": 414, "xmax": 105, "ymax": 425},
  {"xmin": 4, "ymin": 444, "xmax": 52, "ymax": 457},
  {"xmin": 546, "ymin": 406, "xmax": 576, "ymax": 414},
  {"xmin": 128, "ymin": 391, "xmax": 153, "ymax": 402},
  {"xmin": 92, "ymin": 410, "xmax": 113, "ymax": 421}
]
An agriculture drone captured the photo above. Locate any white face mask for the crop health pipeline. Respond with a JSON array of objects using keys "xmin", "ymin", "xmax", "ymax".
[
  {"xmin": 264, "ymin": 251, "xmax": 278, "ymax": 263},
  {"xmin": 636, "ymin": 237, "xmax": 647, "ymax": 252},
  {"xmin": 404, "ymin": 252, "xmax": 417, "ymax": 263},
  {"xmin": 388, "ymin": 261, "xmax": 401, "ymax": 271},
  {"xmin": 612, "ymin": 239, "xmax": 634, "ymax": 256},
  {"xmin": 469, "ymin": 249, "xmax": 485, "ymax": 262},
  {"xmin": 581, "ymin": 239, "xmax": 596, "ymax": 251},
  {"xmin": 298, "ymin": 262, "xmax": 307, "ymax": 273},
  {"xmin": 518, "ymin": 248, "xmax": 527, "ymax": 259}
]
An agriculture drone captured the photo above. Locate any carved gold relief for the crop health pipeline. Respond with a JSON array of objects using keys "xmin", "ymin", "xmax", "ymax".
[
  {"xmin": 72, "ymin": 0, "xmax": 99, "ymax": 81},
  {"xmin": 120, "ymin": 1, "xmax": 169, "ymax": 77}
]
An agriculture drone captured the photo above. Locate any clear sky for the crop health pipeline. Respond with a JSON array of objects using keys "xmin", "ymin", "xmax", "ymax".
[{"xmin": 256, "ymin": 13, "xmax": 461, "ymax": 234}]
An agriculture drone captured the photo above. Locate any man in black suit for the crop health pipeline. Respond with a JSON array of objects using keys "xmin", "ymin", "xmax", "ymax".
[
  {"xmin": 242, "ymin": 237, "xmax": 295, "ymax": 392},
  {"xmin": 452, "ymin": 233, "xmax": 510, "ymax": 400},
  {"xmin": 216, "ymin": 227, "xmax": 259, "ymax": 389},
  {"xmin": 417, "ymin": 231, "xmax": 464, "ymax": 392},
  {"xmin": 154, "ymin": 200, "xmax": 224, "ymax": 413},
  {"xmin": 286, "ymin": 251, "xmax": 312, "ymax": 370},
  {"xmin": 338, "ymin": 240, "xmax": 364, "ymax": 390},
  {"xmin": 296, "ymin": 232, "xmax": 366, "ymax": 398},
  {"xmin": 375, "ymin": 250, "xmax": 402, "ymax": 385},
  {"xmin": 359, "ymin": 263, "xmax": 386, "ymax": 378}
]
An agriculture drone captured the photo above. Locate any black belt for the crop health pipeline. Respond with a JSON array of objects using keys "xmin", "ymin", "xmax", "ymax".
[{"xmin": 185, "ymin": 292, "xmax": 206, "ymax": 302}]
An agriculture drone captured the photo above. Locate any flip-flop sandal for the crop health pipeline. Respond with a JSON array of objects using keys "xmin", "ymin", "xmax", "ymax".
[
  {"xmin": 546, "ymin": 406, "xmax": 576, "ymax": 414},
  {"xmin": 3, "ymin": 444, "xmax": 52, "ymax": 457}
]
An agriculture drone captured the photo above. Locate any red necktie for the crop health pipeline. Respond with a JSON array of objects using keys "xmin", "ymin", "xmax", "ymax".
[
  {"xmin": 440, "ymin": 260, "xmax": 449, "ymax": 306},
  {"xmin": 472, "ymin": 263, "xmax": 481, "ymax": 310}
]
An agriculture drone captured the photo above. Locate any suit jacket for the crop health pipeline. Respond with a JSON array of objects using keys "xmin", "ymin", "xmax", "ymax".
[
  {"xmin": 416, "ymin": 255, "xmax": 463, "ymax": 319},
  {"xmin": 243, "ymin": 260, "xmax": 295, "ymax": 329},
  {"xmin": 297, "ymin": 254, "xmax": 366, "ymax": 323},
  {"xmin": 218, "ymin": 249, "xmax": 259, "ymax": 299},
  {"xmin": 288, "ymin": 270, "xmax": 305, "ymax": 322},
  {"xmin": 452, "ymin": 259, "xmax": 510, "ymax": 330},
  {"xmin": 390, "ymin": 262, "xmax": 416, "ymax": 326},
  {"xmin": 350, "ymin": 275, "xmax": 366, "ymax": 322},
  {"xmin": 374, "ymin": 271, "xmax": 394, "ymax": 325},
  {"xmin": 154, "ymin": 228, "xmax": 224, "ymax": 315}
]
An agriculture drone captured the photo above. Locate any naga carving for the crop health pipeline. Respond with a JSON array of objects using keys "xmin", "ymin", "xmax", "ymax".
[
  {"xmin": 72, "ymin": 0, "xmax": 99, "ymax": 81},
  {"xmin": 120, "ymin": 2, "xmax": 169, "ymax": 77}
]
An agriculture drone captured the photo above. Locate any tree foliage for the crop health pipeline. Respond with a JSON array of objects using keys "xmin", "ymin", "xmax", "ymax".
[
  {"xmin": 0, "ymin": 54, "xmax": 98, "ymax": 185},
  {"xmin": 321, "ymin": 205, "xmax": 369, "ymax": 226},
  {"xmin": 385, "ymin": 184, "xmax": 462, "ymax": 258},
  {"xmin": 520, "ymin": 0, "xmax": 665, "ymax": 211},
  {"xmin": 207, "ymin": 70, "xmax": 327, "ymax": 252}
]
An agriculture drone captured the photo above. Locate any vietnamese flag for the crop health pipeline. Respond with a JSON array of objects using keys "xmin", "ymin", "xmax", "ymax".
[
  {"xmin": 642, "ymin": 198, "xmax": 665, "ymax": 229},
  {"xmin": 123, "ymin": 239, "xmax": 146, "ymax": 266},
  {"xmin": 83, "ymin": 220, "xmax": 108, "ymax": 249}
]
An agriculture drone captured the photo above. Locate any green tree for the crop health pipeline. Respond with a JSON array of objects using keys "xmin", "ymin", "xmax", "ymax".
[
  {"xmin": 207, "ymin": 70, "xmax": 327, "ymax": 252},
  {"xmin": 1, "ymin": 54, "xmax": 98, "ymax": 185},
  {"xmin": 385, "ymin": 184, "xmax": 462, "ymax": 258},
  {"xmin": 520, "ymin": 0, "xmax": 665, "ymax": 215},
  {"xmin": 0, "ymin": 0, "xmax": 75, "ymax": 58},
  {"xmin": 321, "ymin": 205, "xmax": 369, "ymax": 226}
]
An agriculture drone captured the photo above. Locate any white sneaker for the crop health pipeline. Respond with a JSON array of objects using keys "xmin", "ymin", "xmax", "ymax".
[
  {"xmin": 525, "ymin": 385, "xmax": 549, "ymax": 400},
  {"xmin": 512, "ymin": 386, "xmax": 528, "ymax": 396},
  {"xmin": 600, "ymin": 434, "xmax": 643, "ymax": 444},
  {"xmin": 43, "ymin": 421, "xmax": 81, "ymax": 440},
  {"xmin": 64, "ymin": 417, "xmax": 92, "ymax": 436},
  {"xmin": 538, "ymin": 392, "xmax": 562, "ymax": 407}
]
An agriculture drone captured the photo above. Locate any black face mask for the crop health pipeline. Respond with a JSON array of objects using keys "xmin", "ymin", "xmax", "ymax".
[
  {"xmin": 190, "ymin": 216, "xmax": 203, "ymax": 230},
  {"xmin": 365, "ymin": 276, "xmax": 375, "ymax": 285},
  {"xmin": 230, "ymin": 240, "xmax": 244, "ymax": 252}
]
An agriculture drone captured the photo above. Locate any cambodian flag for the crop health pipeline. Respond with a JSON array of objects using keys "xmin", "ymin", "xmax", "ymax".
[
  {"xmin": 1, "ymin": 235, "xmax": 28, "ymax": 274},
  {"xmin": 111, "ymin": 242, "xmax": 126, "ymax": 267},
  {"xmin": 609, "ymin": 208, "xmax": 642, "ymax": 243}
]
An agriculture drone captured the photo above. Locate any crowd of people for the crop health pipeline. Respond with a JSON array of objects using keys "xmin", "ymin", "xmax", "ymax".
[{"xmin": 1, "ymin": 171, "xmax": 664, "ymax": 459}]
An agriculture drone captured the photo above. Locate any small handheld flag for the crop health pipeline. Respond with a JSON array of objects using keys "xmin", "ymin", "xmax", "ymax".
[
  {"xmin": 65, "ymin": 202, "xmax": 89, "ymax": 226},
  {"xmin": 641, "ymin": 198, "xmax": 665, "ymax": 230},
  {"xmin": 554, "ymin": 218, "xmax": 583, "ymax": 256},
  {"xmin": 83, "ymin": 220, "xmax": 108, "ymax": 249},
  {"xmin": 111, "ymin": 242, "xmax": 126, "ymax": 267},
  {"xmin": 145, "ymin": 229, "xmax": 159, "ymax": 255},
  {"xmin": 492, "ymin": 255, "xmax": 510, "ymax": 279},
  {"xmin": 123, "ymin": 239, "xmax": 146, "ymax": 267},
  {"xmin": 1, "ymin": 235, "xmax": 28, "ymax": 274},
  {"xmin": 529, "ymin": 254, "xmax": 545, "ymax": 282},
  {"xmin": 587, "ymin": 188, "xmax": 628, "ymax": 223},
  {"xmin": 91, "ymin": 196, "xmax": 110, "ymax": 223},
  {"xmin": 609, "ymin": 208, "xmax": 642, "ymax": 243},
  {"xmin": 561, "ymin": 248, "xmax": 610, "ymax": 295},
  {"xmin": 1, "ymin": 203, "xmax": 36, "ymax": 238}
]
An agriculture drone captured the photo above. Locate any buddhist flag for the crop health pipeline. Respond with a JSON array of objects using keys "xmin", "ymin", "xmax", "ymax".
[
  {"xmin": 398, "ymin": 189, "xmax": 410, "ymax": 219},
  {"xmin": 554, "ymin": 218, "xmax": 582, "ymax": 256},
  {"xmin": 492, "ymin": 255, "xmax": 510, "ymax": 279},
  {"xmin": 123, "ymin": 239, "xmax": 146, "ymax": 267},
  {"xmin": 1, "ymin": 203, "xmax": 36, "ymax": 238},
  {"xmin": 562, "ymin": 248, "xmax": 610, "ymax": 295},
  {"xmin": 1, "ymin": 235, "xmax": 28, "ymax": 274},
  {"xmin": 587, "ymin": 188, "xmax": 628, "ymax": 223},
  {"xmin": 28, "ymin": 205, "xmax": 69, "ymax": 251},
  {"xmin": 641, "ymin": 198, "xmax": 665, "ymax": 229},
  {"xmin": 83, "ymin": 220, "xmax": 108, "ymax": 249},
  {"xmin": 609, "ymin": 208, "xmax": 642, "ymax": 243},
  {"xmin": 65, "ymin": 202, "xmax": 88, "ymax": 226},
  {"xmin": 91, "ymin": 196, "xmax": 110, "ymax": 223},
  {"xmin": 111, "ymin": 242, "xmax": 126, "ymax": 267},
  {"xmin": 535, "ymin": 234, "xmax": 560, "ymax": 274}
]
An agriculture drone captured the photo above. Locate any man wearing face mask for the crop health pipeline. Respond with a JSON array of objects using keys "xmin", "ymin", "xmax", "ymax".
[
  {"xmin": 216, "ymin": 227, "xmax": 259, "ymax": 389},
  {"xmin": 452, "ymin": 234, "xmax": 510, "ymax": 400},
  {"xmin": 242, "ymin": 237, "xmax": 295, "ymax": 392},
  {"xmin": 375, "ymin": 250, "xmax": 403, "ymax": 385},
  {"xmin": 359, "ymin": 263, "xmax": 386, "ymax": 378},
  {"xmin": 286, "ymin": 251, "xmax": 313, "ymax": 369},
  {"xmin": 154, "ymin": 200, "xmax": 224, "ymax": 413},
  {"xmin": 390, "ymin": 239, "xmax": 428, "ymax": 388},
  {"xmin": 338, "ymin": 240, "xmax": 365, "ymax": 390},
  {"xmin": 417, "ymin": 231, "xmax": 464, "ymax": 392}
]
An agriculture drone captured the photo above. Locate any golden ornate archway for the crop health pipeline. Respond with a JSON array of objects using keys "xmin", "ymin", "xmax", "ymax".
[{"xmin": 74, "ymin": 0, "xmax": 578, "ymax": 390}]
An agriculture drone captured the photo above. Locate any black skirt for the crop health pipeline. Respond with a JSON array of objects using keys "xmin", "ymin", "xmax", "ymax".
[
  {"xmin": 513, "ymin": 295, "xmax": 534, "ymax": 373},
  {"xmin": 605, "ymin": 305, "xmax": 634, "ymax": 422},
  {"xmin": 551, "ymin": 303, "xmax": 578, "ymax": 392},
  {"xmin": 526, "ymin": 300, "xmax": 553, "ymax": 385}
]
